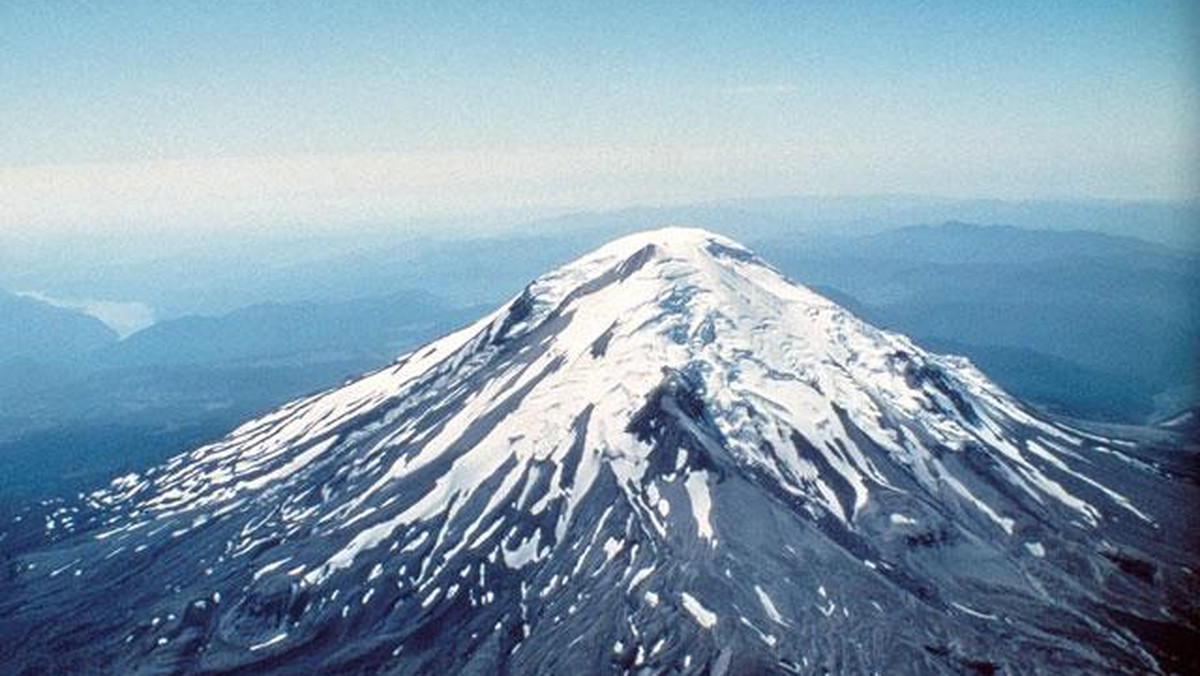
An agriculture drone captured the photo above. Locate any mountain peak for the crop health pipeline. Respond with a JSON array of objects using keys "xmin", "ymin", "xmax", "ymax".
[
  {"xmin": 3, "ymin": 227, "xmax": 1193, "ymax": 675},
  {"xmin": 515, "ymin": 225, "xmax": 759, "ymax": 300},
  {"xmin": 542, "ymin": 225, "xmax": 765, "ymax": 288},
  {"xmin": 493, "ymin": 225, "xmax": 829, "ymax": 353},
  {"xmin": 591, "ymin": 225, "xmax": 735, "ymax": 251}
]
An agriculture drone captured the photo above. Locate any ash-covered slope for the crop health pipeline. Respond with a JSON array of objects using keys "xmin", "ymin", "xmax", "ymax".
[{"xmin": 2, "ymin": 228, "xmax": 1197, "ymax": 675}]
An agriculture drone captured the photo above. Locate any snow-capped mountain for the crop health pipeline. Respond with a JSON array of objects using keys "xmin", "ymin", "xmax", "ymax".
[{"xmin": 2, "ymin": 227, "xmax": 1197, "ymax": 675}]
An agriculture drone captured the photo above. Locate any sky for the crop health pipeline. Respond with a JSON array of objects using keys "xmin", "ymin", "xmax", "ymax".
[{"xmin": 1, "ymin": 0, "xmax": 1197, "ymax": 234}]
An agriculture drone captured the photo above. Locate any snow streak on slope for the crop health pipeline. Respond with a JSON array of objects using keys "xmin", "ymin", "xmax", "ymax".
[{"xmin": 4, "ymin": 227, "xmax": 1196, "ymax": 675}]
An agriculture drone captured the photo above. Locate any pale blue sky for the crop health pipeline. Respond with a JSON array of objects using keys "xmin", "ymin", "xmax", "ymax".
[{"xmin": 1, "ymin": 1, "xmax": 1196, "ymax": 231}]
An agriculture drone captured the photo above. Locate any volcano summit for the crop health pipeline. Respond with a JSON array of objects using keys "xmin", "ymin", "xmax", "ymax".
[{"xmin": 2, "ymin": 228, "xmax": 1197, "ymax": 675}]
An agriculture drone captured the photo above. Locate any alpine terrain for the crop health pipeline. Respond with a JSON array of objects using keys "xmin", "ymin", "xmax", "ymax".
[{"xmin": 2, "ymin": 227, "xmax": 1197, "ymax": 675}]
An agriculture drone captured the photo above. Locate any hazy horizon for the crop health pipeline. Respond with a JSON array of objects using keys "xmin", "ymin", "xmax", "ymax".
[{"xmin": 3, "ymin": 0, "xmax": 1197, "ymax": 236}]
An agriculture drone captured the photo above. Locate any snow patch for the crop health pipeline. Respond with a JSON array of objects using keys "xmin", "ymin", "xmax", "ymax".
[
  {"xmin": 755, "ymin": 584, "xmax": 785, "ymax": 625},
  {"xmin": 681, "ymin": 592, "xmax": 717, "ymax": 629},
  {"xmin": 249, "ymin": 633, "xmax": 287, "ymax": 651},
  {"xmin": 684, "ymin": 471, "xmax": 715, "ymax": 542}
]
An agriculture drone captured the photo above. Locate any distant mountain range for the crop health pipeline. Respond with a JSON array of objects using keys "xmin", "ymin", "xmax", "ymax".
[
  {"xmin": 0, "ymin": 290, "xmax": 117, "ymax": 363},
  {"xmin": 0, "ymin": 292, "xmax": 480, "ymax": 503},
  {"xmin": 0, "ymin": 220, "xmax": 1195, "ymax": 505},
  {"xmin": 95, "ymin": 291, "xmax": 470, "ymax": 368}
]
